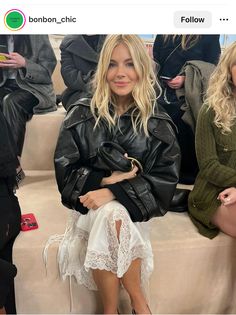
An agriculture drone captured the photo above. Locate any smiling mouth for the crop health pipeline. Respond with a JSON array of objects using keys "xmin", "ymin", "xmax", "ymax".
[{"xmin": 114, "ymin": 82, "xmax": 129, "ymax": 87}]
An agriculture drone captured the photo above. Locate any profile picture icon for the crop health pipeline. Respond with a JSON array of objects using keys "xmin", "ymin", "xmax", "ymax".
[{"xmin": 4, "ymin": 9, "xmax": 26, "ymax": 31}]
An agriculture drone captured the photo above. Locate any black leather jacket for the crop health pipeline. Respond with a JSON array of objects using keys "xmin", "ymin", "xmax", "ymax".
[{"xmin": 54, "ymin": 98, "xmax": 181, "ymax": 222}]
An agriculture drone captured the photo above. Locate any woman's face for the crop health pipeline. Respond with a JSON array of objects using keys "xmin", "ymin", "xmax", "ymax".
[
  {"xmin": 106, "ymin": 43, "xmax": 139, "ymax": 104},
  {"xmin": 231, "ymin": 64, "xmax": 236, "ymax": 87}
]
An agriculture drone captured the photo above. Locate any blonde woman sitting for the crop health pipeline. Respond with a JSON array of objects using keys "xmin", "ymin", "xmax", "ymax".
[
  {"xmin": 54, "ymin": 34, "xmax": 181, "ymax": 314},
  {"xmin": 189, "ymin": 42, "xmax": 236, "ymax": 239}
]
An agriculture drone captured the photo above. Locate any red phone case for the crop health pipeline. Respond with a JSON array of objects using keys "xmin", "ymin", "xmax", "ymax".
[{"xmin": 21, "ymin": 213, "xmax": 38, "ymax": 231}]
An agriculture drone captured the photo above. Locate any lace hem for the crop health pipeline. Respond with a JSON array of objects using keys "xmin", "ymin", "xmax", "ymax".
[{"xmin": 57, "ymin": 204, "xmax": 153, "ymax": 291}]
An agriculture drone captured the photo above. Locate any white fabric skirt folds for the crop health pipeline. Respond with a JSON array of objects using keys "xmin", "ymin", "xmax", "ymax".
[{"xmin": 58, "ymin": 200, "xmax": 153, "ymax": 290}]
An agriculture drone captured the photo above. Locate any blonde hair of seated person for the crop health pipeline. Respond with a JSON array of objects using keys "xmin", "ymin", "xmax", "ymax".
[
  {"xmin": 91, "ymin": 34, "xmax": 161, "ymax": 136},
  {"xmin": 206, "ymin": 41, "xmax": 236, "ymax": 134}
]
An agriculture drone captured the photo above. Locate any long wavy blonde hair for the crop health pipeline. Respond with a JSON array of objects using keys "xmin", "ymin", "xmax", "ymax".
[
  {"xmin": 206, "ymin": 41, "xmax": 236, "ymax": 134},
  {"xmin": 163, "ymin": 35, "xmax": 201, "ymax": 50},
  {"xmin": 91, "ymin": 35, "xmax": 160, "ymax": 136}
]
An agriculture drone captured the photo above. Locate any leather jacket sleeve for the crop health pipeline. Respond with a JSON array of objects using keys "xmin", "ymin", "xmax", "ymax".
[
  {"xmin": 105, "ymin": 119, "xmax": 181, "ymax": 222},
  {"xmin": 54, "ymin": 117, "xmax": 105, "ymax": 214}
]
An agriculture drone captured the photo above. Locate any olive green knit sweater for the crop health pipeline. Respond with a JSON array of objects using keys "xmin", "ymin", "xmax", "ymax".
[{"xmin": 188, "ymin": 104, "xmax": 236, "ymax": 239}]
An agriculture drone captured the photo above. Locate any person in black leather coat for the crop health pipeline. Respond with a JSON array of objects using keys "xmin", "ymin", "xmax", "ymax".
[
  {"xmin": 60, "ymin": 35, "xmax": 106, "ymax": 111},
  {"xmin": 54, "ymin": 35, "xmax": 180, "ymax": 314},
  {"xmin": 0, "ymin": 110, "xmax": 21, "ymax": 314}
]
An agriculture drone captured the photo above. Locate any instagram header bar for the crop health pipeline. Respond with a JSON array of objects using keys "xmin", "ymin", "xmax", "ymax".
[{"xmin": 0, "ymin": 4, "xmax": 235, "ymax": 33}]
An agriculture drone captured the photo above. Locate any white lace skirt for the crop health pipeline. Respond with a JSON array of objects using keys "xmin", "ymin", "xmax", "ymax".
[{"xmin": 58, "ymin": 200, "xmax": 153, "ymax": 290}]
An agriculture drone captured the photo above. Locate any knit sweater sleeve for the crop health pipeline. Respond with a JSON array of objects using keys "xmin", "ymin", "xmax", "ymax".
[{"xmin": 196, "ymin": 105, "xmax": 236, "ymax": 187}]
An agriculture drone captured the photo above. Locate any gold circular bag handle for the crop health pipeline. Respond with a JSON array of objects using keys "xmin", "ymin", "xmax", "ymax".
[{"xmin": 127, "ymin": 157, "xmax": 143, "ymax": 173}]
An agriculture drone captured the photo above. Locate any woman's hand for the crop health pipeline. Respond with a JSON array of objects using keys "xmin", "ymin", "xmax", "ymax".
[
  {"xmin": 0, "ymin": 52, "xmax": 26, "ymax": 68},
  {"xmin": 167, "ymin": 75, "xmax": 185, "ymax": 89},
  {"xmin": 101, "ymin": 165, "xmax": 139, "ymax": 186},
  {"xmin": 218, "ymin": 187, "xmax": 236, "ymax": 206},
  {"xmin": 79, "ymin": 188, "xmax": 115, "ymax": 210}
]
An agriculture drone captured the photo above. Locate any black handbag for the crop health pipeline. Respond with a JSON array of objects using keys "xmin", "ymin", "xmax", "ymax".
[{"xmin": 97, "ymin": 141, "xmax": 143, "ymax": 173}]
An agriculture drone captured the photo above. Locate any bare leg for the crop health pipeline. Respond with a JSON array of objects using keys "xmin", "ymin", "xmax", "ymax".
[
  {"xmin": 212, "ymin": 204, "xmax": 236, "ymax": 237},
  {"xmin": 92, "ymin": 269, "xmax": 120, "ymax": 314},
  {"xmin": 121, "ymin": 258, "xmax": 151, "ymax": 314},
  {"xmin": 116, "ymin": 220, "xmax": 151, "ymax": 314},
  {"xmin": 92, "ymin": 219, "xmax": 122, "ymax": 313}
]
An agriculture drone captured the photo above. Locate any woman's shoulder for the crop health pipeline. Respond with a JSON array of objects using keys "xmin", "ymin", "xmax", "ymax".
[{"xmin": 63, "ymin": 98, "xmax": 93, "ymax": 128}]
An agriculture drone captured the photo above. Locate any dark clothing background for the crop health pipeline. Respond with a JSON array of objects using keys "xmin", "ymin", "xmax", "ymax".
[
  {"xmin": 60, "ymin": 35, "xmax": 106, "ymax": 110},
  {"xmin": 0, "ymin": 183, "xmax": 21, "ymax": 314},
  {"xmin": 153, "ymin": 35, "xmax": 220, "ymax": 78},
  {"xmin": 153, "ymin": 35, "xmax": 221, "ymax": 184},
  {"xmin": 0, "ymin": 102, "xmax": 19, "ymax": 177},
  {"xmin": 0, "ymin": 258, "xmax": 17, "ymax": 311},
  {"xmin": 0, "ymin": 111, "xmax": 21, "ymax": 314},
  {"xmin": 0, "ymin": 79, "xmax": 38, "ymax": 156}
]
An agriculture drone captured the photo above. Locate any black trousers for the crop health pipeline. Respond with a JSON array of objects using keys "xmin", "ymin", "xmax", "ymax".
[
  {"xmin": 0, "ymin": 179, "xmax": 21, "ymax": 314},
  {"xmin": 0, "ymin": 80, "xmax": 38, "ymax": 156},
  {"xmin": 159, "ymin": 88, "xmax": 199, "ymax": 184}
]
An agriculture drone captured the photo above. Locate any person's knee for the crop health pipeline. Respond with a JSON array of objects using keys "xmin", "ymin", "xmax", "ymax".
[
  {"xmin": 223, "ymin": 224, "xmax": 236, "ymax": 238},
  {"xmin": 3, "ymin": 93, "xmax": 13, "ymax": 105},
  {"xmin": 2, "ymin": 95, "xmax": 17, "ymax": 115},
  {"xmin": 212, "ymin": 208, "xmax": 236, "ymax": 238}
]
